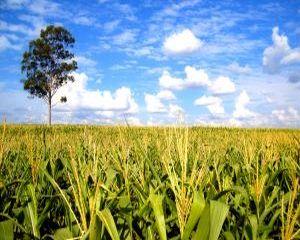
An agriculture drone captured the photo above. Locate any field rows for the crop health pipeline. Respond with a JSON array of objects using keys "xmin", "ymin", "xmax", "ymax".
[{"xmin": 0, "ymin": 125, "xmax": 299, "ymax": 239}]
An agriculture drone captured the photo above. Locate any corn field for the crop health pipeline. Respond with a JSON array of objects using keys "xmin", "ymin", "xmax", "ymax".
[{"xmin": 0, "ymin": 124, "xmax": 299, "ymax": 239}]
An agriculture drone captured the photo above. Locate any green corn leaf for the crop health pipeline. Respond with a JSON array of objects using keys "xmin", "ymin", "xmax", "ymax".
[
  {"xmin": 149, "ymin": 192, "xmax": 167, "ymax": 240},
  {"xmin": 26, "ymin": 184, "xmax": 40, "ymax": 238},
  {"xmin": 193, "ymin": 205, "xmax": 210, "ymax": 240},
  {"xmin": 43, "ymin": 170, "xmax": 83, "ymax": 234},
  {"xmin": 248, "ymin": 215, "xmax": 258, "ymax": 240},
  {"xmin": 193, "ymin": 200, "xmax": 229, "ymax": 240},
  {"xmin": 54, "ymin": 227, "xmax": 73, "ymax": 240},
  {"xmin": 89, "ymin": 212, "xmax": 102, "ymax": 240},
  {"xmin": 98, "ymin": 208, "xmax": 120, "ymax": 240},
  {"xmin": 182, "ymin": 191, "xmax": 205, "ymax": 240},
  {"xmin": 118, "ymin": 195, "xmax": 133, "ymax": 238},
  {"xmin": 224, "ymin": 231, "xmax": 235, "ymax": 240},
  {"xmin": 261, "ymin": 210, "xmax": 281, "ymax": 238},
  {"xmin": 147, "ymin": 226, "xmax": 155, "ymax": 240},
  {"xmin": 0, "ymin": 220, "xmax": 14, "ymax": 240},
  {"xmin": 105, "ymin": 167, "xmax": 117, "ymax": 188},
  {"xmin": 209, "ymin": 200, "xmax": 229, "ymax": 240}
]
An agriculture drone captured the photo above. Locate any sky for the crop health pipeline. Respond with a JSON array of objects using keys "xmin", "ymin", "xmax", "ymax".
[{"xmin": 0, "ymin": 0, "xmax": 300, "ymax": 127}]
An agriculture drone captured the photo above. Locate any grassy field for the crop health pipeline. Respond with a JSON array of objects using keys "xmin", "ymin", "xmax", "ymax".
[{"xmin": 0, "ymin": 124, "xmax": 299, "ymax": 239}]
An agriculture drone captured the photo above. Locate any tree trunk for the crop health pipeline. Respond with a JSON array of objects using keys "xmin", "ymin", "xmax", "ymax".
[{"xmin": 48, "ymin": 97, "xmax": 52, "ymax": 126}]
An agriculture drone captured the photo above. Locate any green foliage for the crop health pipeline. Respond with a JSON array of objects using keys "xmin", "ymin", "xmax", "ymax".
[
  {"xmin": 21, "ymin": 25, "xmax": 77, "ymax": 125},
  {"xmin": 149, "ymin": 191, "xmax": 167, "ymax": 240},
  {"xmin": 53, "ymin": 227, "xmax": 73, "ymax": 240},
  {"xmin": 98, "ymin": 209, "xmax": 120, "ymax": 240},
  {"xmin": 0, "ymin": 220, "xmax": 13, "ymax": 240},
  {"xmin": 0, "ymin": 124, "xmax": 299, "ymax": 239}
]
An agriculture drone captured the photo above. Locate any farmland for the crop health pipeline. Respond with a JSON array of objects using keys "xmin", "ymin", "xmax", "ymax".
[{"xmin": 0, "ymin": 124, "xmax": 299, "ymax": 239}]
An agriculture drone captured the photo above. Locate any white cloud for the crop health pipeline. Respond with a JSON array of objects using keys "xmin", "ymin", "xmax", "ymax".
[
  {"xmin": 233, "ymin": 90, "xmax": 255, "ymax": 118},
  {"xmin": 157, "ymin": 90, "xmax": 176, "ymax": 100},
  {"xmin": 159, "ymin": 70, "xmax": 185, "ymax": 90},
  {"xmin": 163, "ymin": 29, "xmax": 203, "ymax": 55},
  {"xmin": 227, "ymin": 62, "xmax": 252, "ymax": 74},
  {"xmin": 184, "ymin": 66, "xmax": 210, "ymax": 87},
  {"xmin": 159, "ymin": 66, "xmax": 210, "ymax": 90},
  {"xmin": 125, "ymin": 116, "xmax": 142, "ymax": 125},
  {"xmin": 144, "ymin": 90, "xmax": 181, "ymax": 116},
  {"xmin": 272, "ymin": 107, "xmax": 299, "ymax": 123},
  {"xmin": 73, "ymin": 16, "xmax": 95, "ymax": 26},
  {"xmin": 113, "ymin": 3, "xmax": 136, "ymax": 21},
  {"xmin": 194, "ymin": 95, "xmax": 220, "ymax": 106},
  {"xmin": 103, "ymin": 20, "xmax": 120, "ymax": 33},
  {"xmin": 209, "ymin": 76, "xmax": 236, "ymax": 95},
  {"xmin": 0, "ymin": 35, "xmax": 21, "ymax": 51},
  {"xmin": 133, "ymin": 47, "xmax": 152, "ymax": 57},
  {"xmin": 228, "ymin": 118, "xmax": 243, "ymax": 127},
  {"xmin": 112, "ymin": 29, "xmax": 137, "ymax": 45},
  {"xmin": 145, "ymin": 93, "xmax": 166, "ymax": 113},
  {"xmin": 194, "ymin": 95, "xmax": 225, "ymax": 115},
  {"xmin": 147, "ymin": 117, "xmax": 165, "ymax": 126},
  {"xmin": 263, "ymin": 27, "xmax": 300, "ymax": 73},
  {"xmin": 54, "ymin": 72, "xmax": 138, "ymax": 114},
  {"xmin": 0, "ymin": 18, "xmax": 45, "ymax": 38},
  {"xmin": 168, "ymin": 104, "xmax": 184, "ymax": 119},
  {"xmin": 28, "ymin": 0, "xmax": 61, "ymax": 16},
  {"xmin": 74, "ymin": 56, "xmax": 97, "ymax": 67},
  {"xmin": 95, "ymin": 110, "xmax": 114, "ymax": 118},
  {"xmin": 196, "ymin": 118, "xmax": 243, "ymax": 127},
  {"xmin": 156, "ymin": 0, "xmax": 200, "ymax": 19},
  {"xmin": 158, "ymin": 66, "xmax": 235, "ymax": 95},
  {"xmin": 0, "ymin": 0, "xmax": 29, "ymax": 9},
  {"xmin": 0, "ymin": 20, "xmax": 31, "ymax": 35},
  {"xmin": 281, "ymin": 51, "xmax": 300, "ymax": 65}
]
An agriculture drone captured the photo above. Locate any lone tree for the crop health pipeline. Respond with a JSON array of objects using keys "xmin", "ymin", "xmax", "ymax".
[{"xmin": 21, "ymin": 25, "xmax": 77, "ymax": 125}]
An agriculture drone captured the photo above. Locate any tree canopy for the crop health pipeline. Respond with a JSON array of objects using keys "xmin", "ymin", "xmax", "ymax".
[{"xmin": 21, "ymin": 25, "xmax": 77, "ymax": 125}]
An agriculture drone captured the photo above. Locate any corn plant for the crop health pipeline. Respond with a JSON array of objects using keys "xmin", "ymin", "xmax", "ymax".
[{"xmin": 0, "ymin": 124, "xmax": 299, "ymax": 239}]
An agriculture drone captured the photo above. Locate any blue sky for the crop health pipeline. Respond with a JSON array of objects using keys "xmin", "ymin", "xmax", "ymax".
[{"xmin": 0, "ymin": 0, "xmax": 300, "ymax": 126}]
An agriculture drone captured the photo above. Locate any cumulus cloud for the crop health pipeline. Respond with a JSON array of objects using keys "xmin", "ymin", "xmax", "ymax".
[
  {"xmin": 159, "ymin": 66, "xmax": 210, "ymax": 90},
  {"xmin": 144, "ymin": 89, "xmax": 184, "ymax": 121},
  {"xmin": 233, "ymin": 90, "xmax": 255, "ymax": 118},
  {"xmin": 159, "ymin": 66, "xmax": 235, "ymax": 95},
  {"xmin": 281, "ymin": 51, "xmax": 300, "ymax": 65},
  {"xmin": 54, "ymin": 72, "xmax": 138, "ymax": 114},
  {"xmin": 156, "ymin": 90, "xmax": 176, "ymax": 100},
  {"xmin": 159, "ymin": 71, "xmax": 185, "ymax": 90},
  {"xmin": 145, "ymin": 93, "xmax": 166, "ymax": 113},
  {"xmin": 272, "ymin": 107, "xmax": 299, "ymax": 124},
  {"xmin": 227, "ymin": 62, "xmax": 252, "ymax": 74},
  {"xmin": 209, "ymin": 76, "xmax": 236, "ymax": 95},
  {"xmin": 163, "ymin": 29, "xmax": 203, "ymax": 55},
  {"xmin": 144, "ymin": 90, "xmax": 176, "ymax": 113},
  {"xmin": 185, "ymin": 66, "xmax": 211, "ymax": 87},
  {"xmin": 169, "ymin": 104, "xmax": 184, "ymax": 119},
  {"xmin": 194, "ymin": 95, "xmax": 225, "ymax": 115},
  {"xmin": 263, "ymin": 27, "xmax": 300, "ymax": 74}
]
